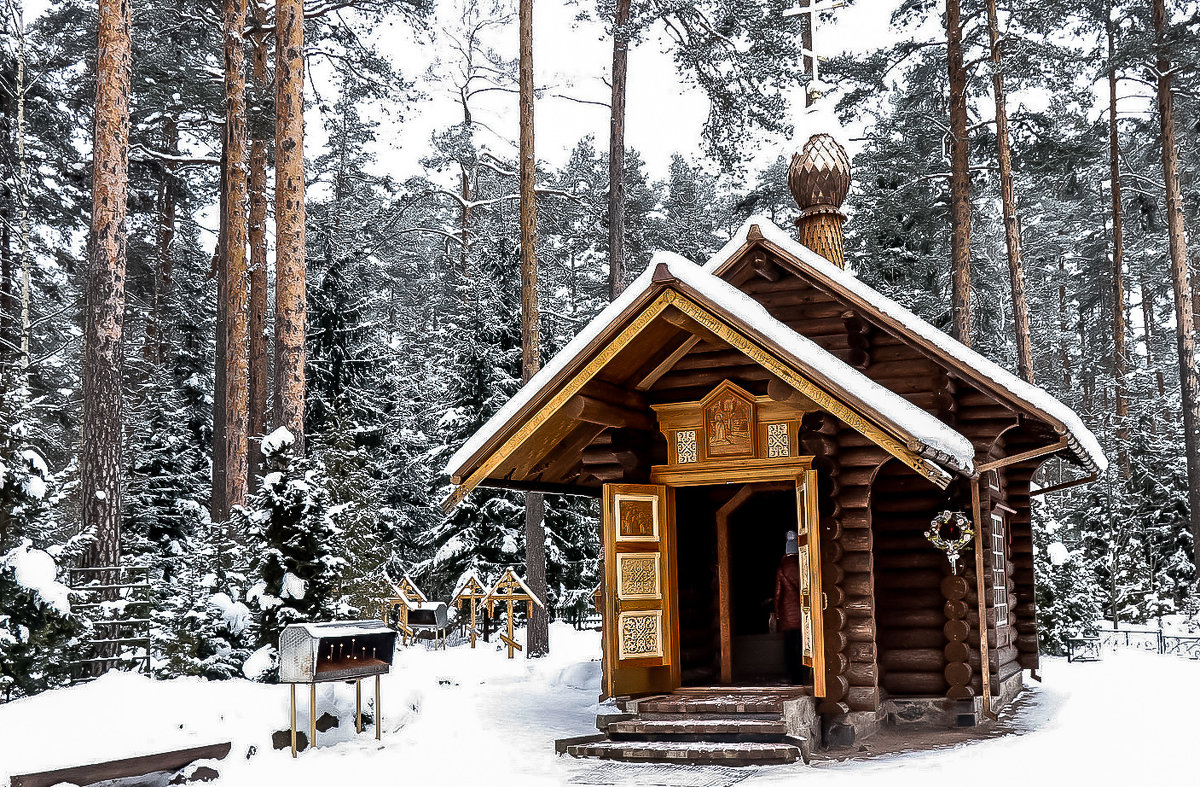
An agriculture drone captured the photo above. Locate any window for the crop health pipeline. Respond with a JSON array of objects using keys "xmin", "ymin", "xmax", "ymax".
[{"xmin": 991, "ymin": 512, "xmax": 1008, "ymax": 628}]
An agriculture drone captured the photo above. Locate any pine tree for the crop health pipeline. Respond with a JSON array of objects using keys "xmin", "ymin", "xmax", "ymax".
[{"xmin": 244, "ymin": 428, "xmax": 349, "ymax": 667}]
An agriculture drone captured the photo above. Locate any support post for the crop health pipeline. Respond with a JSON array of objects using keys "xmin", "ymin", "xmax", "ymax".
[
  {"xmin": 356, "ymin": 678, "xmax": 362, "ymax": 734},
  {"xmin": 290, "ymin": 684, "xmax": 297, "ymax": 758},
  {"xmin": 971, "ymin": 477, "xmax": 996, "ymax": 720},
  {"xmin": 375, "ymin": 674, "xmax": 381, "ymax": 741},
  {"xmin": 309, "ymin": 683, "xmax": 316, "ymax": 749}
]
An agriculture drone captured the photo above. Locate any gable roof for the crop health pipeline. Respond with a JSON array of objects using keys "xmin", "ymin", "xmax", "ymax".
[
  {"xmin": 705, "ymin": 216, "xmax": 1107, "ymax": 475},
  {"xmin": 444, "ymin": 253, "xmax": 979, "ymax": 509}
]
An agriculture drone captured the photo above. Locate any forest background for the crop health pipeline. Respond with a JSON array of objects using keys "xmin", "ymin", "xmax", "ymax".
[{"xmin": 1, "ymin": 0, "xmax": 1198, "ymax": 695}]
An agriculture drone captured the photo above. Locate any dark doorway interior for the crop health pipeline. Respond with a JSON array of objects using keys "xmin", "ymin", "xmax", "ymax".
[
  {"xmin": 675, "ymin": 485, "xmax": 803, "ymax": 687},
  {"xmin": 675, "ymin": 485, "xmax": 728, "ymax": 686},
  {"xmin": 728, "ymin": 489, "xmax": 797, "ymax": 685}
]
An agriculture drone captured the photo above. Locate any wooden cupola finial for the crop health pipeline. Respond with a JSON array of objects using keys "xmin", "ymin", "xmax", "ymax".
[{"xmin": 788, "ymin": 133, "xmax": 851, "ymax": 268}]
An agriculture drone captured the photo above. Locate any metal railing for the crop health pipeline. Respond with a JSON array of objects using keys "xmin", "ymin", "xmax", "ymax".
[{"xmin": 1066, "ymin": 626, "xmax": 1200, "ymax": 663}]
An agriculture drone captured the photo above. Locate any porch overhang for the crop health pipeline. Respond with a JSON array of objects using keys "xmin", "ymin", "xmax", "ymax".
[{"xmin": 442, "ymin": 256, "xmax": 975, "ymax": 512}]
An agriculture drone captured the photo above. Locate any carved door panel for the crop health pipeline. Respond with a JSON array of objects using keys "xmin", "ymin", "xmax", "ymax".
[
  {"xmin": 795, "ymin": 470, "xmax": 826, "ymax": 697},
  {"xmin": 601, "ymin": 484, "xmax": 678, "ymax": 697}
]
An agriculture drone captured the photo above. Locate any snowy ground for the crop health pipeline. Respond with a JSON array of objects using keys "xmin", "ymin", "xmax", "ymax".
[{"xmin": 1, "ymin": 624, "xmax": 1196, "ymax": 786}]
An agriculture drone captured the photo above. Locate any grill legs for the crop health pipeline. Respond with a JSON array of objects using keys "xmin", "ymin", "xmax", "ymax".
[
  {"xmin": 290, "ymin": 676, "xmax": 383, "ymax": 754},
  {"xmin": 290, "ymin": 684, "xmax": 297, "ymax": 758}
]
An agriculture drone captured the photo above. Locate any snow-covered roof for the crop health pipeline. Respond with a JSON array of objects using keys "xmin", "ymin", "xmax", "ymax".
[
  {"xmin": 452, "ymin": 568, "xmax": 489, "ymax": 599},
  {"xmin": 291, "ymin": 620, "xmax": 394, "ymax": 638},
  {"xmin": 446, "ymin": 252, "xmax": 976, "ymax": 485},
  {"xmin": 704, "ymin": 217, "xmax": 1106, "ymax": 473},
  {"xmin": 488, "ymin": 569, "xmax": 546, "ymax": 609}
]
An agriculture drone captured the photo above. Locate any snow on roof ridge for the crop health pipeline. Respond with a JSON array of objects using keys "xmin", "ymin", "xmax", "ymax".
[
  {"xmin": 708, "ymin": 216, "xmax": 1108, "ymax": 473},
  {"xmin": 446, "ymin": 251, "xmax": 976, "ymax": 482}
]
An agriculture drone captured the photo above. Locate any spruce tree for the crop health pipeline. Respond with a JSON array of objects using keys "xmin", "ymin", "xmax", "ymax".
[{"xmin": 244, "ymin": 428, "xmax": 349, "ymax": 667}]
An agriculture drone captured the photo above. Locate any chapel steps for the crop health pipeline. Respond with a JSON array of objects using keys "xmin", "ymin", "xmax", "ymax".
[{"xmin": 561, "ymin": 692, "xmax": 814, "ymax": 766}]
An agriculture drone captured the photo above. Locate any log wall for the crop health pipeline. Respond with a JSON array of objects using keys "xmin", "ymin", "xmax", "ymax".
[{"xmin": 728, "ymin": 258, "xmax": 1060, "ymax": 704}]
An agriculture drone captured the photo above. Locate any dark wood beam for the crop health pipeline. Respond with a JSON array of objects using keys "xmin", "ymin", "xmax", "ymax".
[
  {"xmin": 661, "ymin": 307, "xmax": 725, "ymax": 346},
  {"xmin": 752, "ymin": 253, "xmax": 782, "ymax": 282},
  {"xmin": 563, "ymin": 394, "xmax": 655, "ymax": 431},
  {"xmin": 477, "ymin": 478, "xmax": 602, "ymax": 498},
  {"xmin": 581, "ymin": 378, "xmax": 649, "ymax": 411},
  {"xmin": 538, "ymin": 423, "xmax": 608, "ymax": 482}
]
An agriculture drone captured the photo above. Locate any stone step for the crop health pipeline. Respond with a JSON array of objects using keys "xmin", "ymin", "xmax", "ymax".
[
  {"xmin": 634, "ymin": 694, "xmax": 791, "ymax": 715},
  {"xmin": 566, "ymin": 740, "xmax": 801, "ymax": 765},
  {"xmin": 607, "ymin": 718, "xmax": 788, "ymax": 741}
]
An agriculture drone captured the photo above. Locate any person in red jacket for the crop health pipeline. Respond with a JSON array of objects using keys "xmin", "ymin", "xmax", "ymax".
[{"xmin": 773, "ymin": 530, "xmax": 810, "ymax": 685}]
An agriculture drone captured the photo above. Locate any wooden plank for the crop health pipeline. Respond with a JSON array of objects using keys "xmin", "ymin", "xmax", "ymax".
[
  {"xmin": 632, "ymin": 335, "xmax": 701, "ymax": 391},
  {"xmin": 714, "ymin": 486, "xmax": 756, "ymax": 684},
  {"xmin": 11, "ymin": 742, "xmax": 232, "ymax": 787}
]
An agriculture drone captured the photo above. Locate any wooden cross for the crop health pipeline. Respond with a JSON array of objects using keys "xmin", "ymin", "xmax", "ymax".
[
  {"xmin": 452, "ymin": 569, "xmax": 489, "ymax": 649},
  {"xmin": 380, "ymin": 574, "xmax": 428, "ymax": 645},
  {"xmin": 486, "ymin": 568, "xmax": 546, "ymax": 659},
  {"xmin": 782, "ymin": 0, "xmax": 846, "ymax": 106}
]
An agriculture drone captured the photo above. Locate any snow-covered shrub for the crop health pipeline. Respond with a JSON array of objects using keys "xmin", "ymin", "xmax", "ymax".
[
  {"xmin": 0, "ymin": 380, "xmax": 86, "ymax": 697},
  {"xmin": 0, "ymin": 542, "xmax": 82, "ymax": 697},
  {"xmin": 242, "ymin": 428, "xmax": 349, "ymax": 678},
  {"xmin": 155, "ymin": 510, "xmax": 255, "ymax": 680}
]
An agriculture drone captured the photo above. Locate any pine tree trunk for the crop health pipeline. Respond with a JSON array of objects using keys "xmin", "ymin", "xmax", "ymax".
[
  {"xmin": 945, "ymin": 0, "xmax": 973, "ymax": 346},
  {"xmin": 1057, "ymin": 255, "xmax": 1071, "ymax": 391},
  {"xmin": 985, "ymin": 0, "xmax": 1032, "ymax": 382},
  {"xmin": 459, "ymin": 166, "xmax": 471, "ymax": 276},
  {"xmin": 606, "ymin": 0, "xmax": 631, "ymax": 301},
  {"xmin": 14, "ymin": 5, "xmax": 29, "ymax": 372},
  {"xmin": 219, "ymin": 0, "xmax": 250, "ymax": 517},
  {"xmin": 81, "ymin": 0, "xmax": 132, "ymax": 581},
  {"xmin": 274, "ymin": 0, "xmax": 307, "ymax": 451},
  {"xmin": 248, "ymin": 13, "xmax": 270, "ymax": 487},
  {"xmin": 0, "ymin": 79, "xmax": 11, "ymax": 367},
  {"xmin": 1152, "ymin": 0, "xmax": 1200, "ymax": 579},
  {"xmin": 519, "ymin": 0, "xmax": 548, "ymax": 657},
  {"xmin": 1140, "ymin": 270, "xmax": 1166, "ymax": 398},
  {"xmin": 1106, "ymin": 10, "xmax": 1130, "ymax": 478},
  {"xmin": 212, "ymin": 154, "xmax": 228, "ymax": 521},
  {"xmin": 145, "ymin": 116, "xmax": 177, "ymax": 368}
]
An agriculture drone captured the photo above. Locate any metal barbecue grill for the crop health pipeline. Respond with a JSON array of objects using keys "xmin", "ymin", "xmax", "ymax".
[
  {"xmin": 406, "ymin": 602, "xmax": 451, "ymax": 648},
  {"xmin": 279, "ymin": 621, "xmax": 398, "ymax": 756}
]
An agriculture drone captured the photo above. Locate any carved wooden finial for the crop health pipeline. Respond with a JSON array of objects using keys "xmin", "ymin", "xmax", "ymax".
[
  {"xmin": 651, "ymin": 262, "xmax": 675, "ymax": 284},
  {"xmin": 747, "ymin": 223, "xmax": 765, "ymax": 242},
  {"xmin": 788, "ymin": 134, "xmax": 851, "ymax": 268}
]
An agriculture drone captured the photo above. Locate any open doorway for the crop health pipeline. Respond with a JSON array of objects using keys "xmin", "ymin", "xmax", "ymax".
[{"xmin": 675, "ymin": 483, "xmax": 807, "ymax": 688}]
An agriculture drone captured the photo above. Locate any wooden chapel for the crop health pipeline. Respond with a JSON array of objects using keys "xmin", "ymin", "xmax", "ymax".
[{"xmin": 442, "ymin": 134, "xmax": 1105, "ymax": 749}]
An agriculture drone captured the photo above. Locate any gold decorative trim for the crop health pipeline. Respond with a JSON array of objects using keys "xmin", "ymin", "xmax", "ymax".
[
  {"xmin": 445, "ymin": 286, "xmax": 949, "ymax": 510},
  {"xmin": 443, "ymin": 292, "xmax": 679, "ymax": 510},
  {"xmin": 667, "ymin": 292, "xmax": 950, "ymax": 488}
]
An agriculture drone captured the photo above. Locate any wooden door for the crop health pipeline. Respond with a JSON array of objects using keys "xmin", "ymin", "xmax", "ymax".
[
  {"xmin": 601, "ymin": 483, "xmax": 678, "ymax": 697},
  {"xmin": 795, "ymin": 470, "xmax": 826, "ymax": 697}
]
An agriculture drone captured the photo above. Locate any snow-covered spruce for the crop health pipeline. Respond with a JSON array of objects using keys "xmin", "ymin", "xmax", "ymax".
[{"xmin": 240, "ymin": 428, "xmax": 350, "ymax": 679}]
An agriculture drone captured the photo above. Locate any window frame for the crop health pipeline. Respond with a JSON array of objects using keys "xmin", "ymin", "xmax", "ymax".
[{"xmin": 990, "ymin": 510, "xmax": 1009, "ymax": 629}]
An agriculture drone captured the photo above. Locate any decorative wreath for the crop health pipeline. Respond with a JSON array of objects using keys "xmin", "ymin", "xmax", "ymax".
[{"xmin": 924, "ymin": 510, "xmax": 974, "ymax": 575}]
